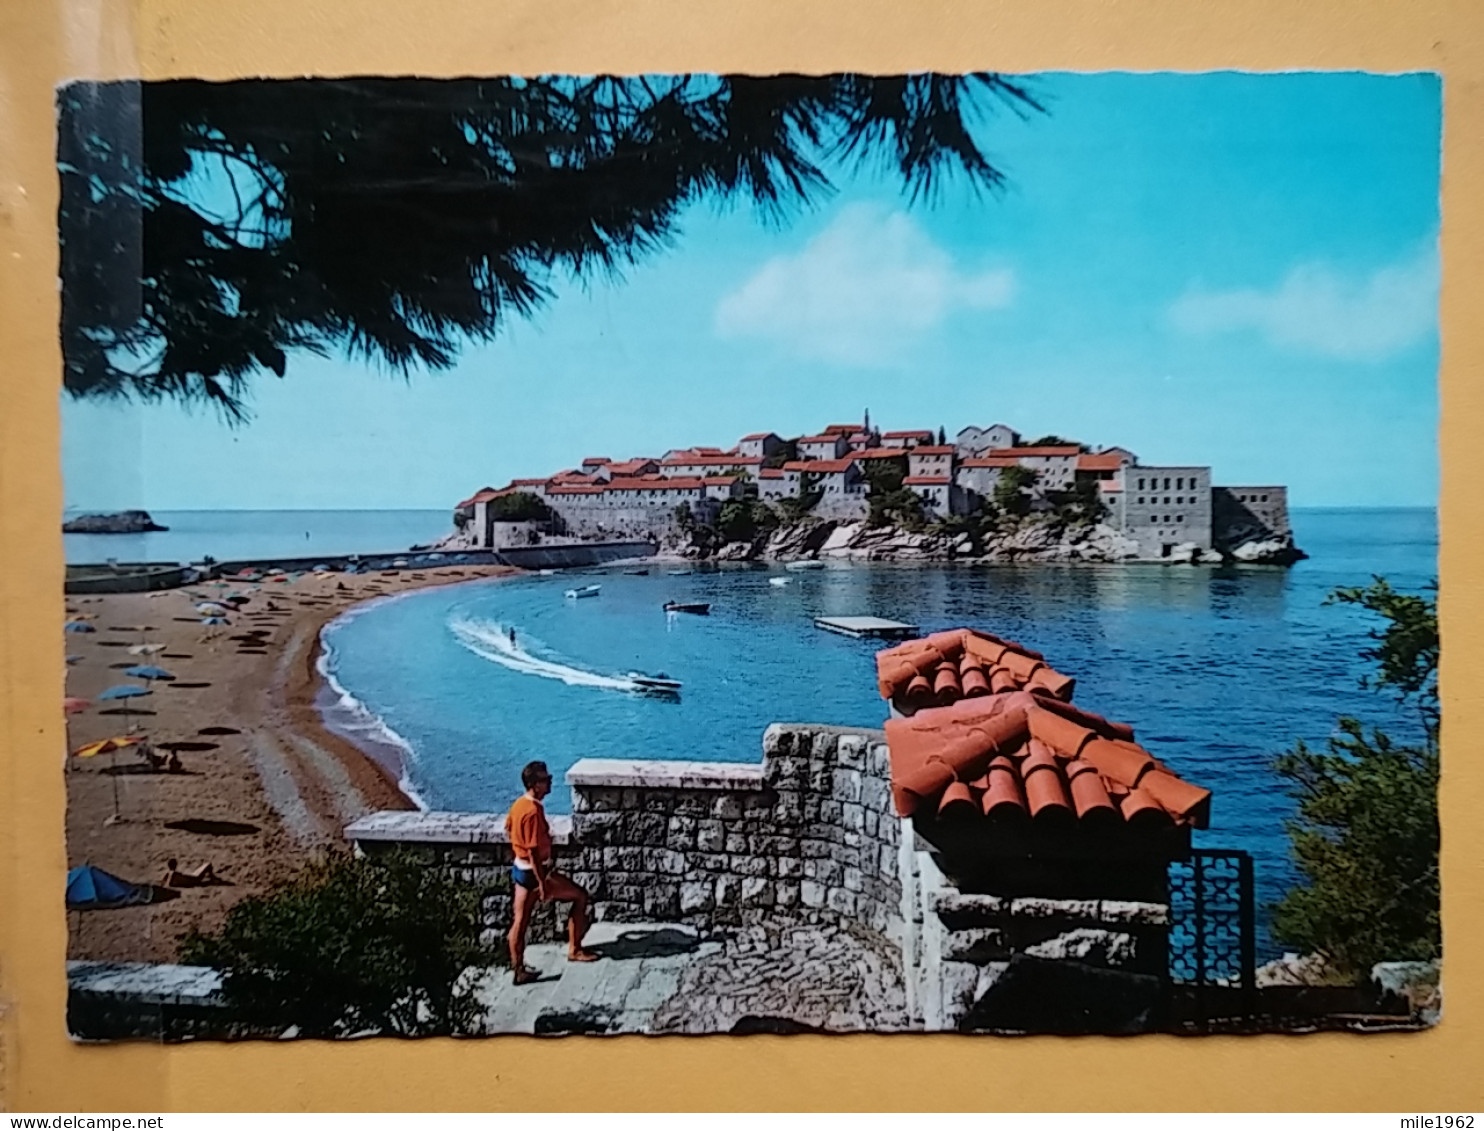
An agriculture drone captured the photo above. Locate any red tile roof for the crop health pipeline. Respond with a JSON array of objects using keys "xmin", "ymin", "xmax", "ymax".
[
  {"xmin": 545, "ymin": 484, "xmax": 605, "ymax": 495},
  {"xmin": 854, "ymin": 447, "xmax": 909, "ymax": 460},
  {"xmin": 704, "ymin": 476, "xmax": 741, "ymax": 486},
  {"xmin": 823, "ymin": 424, "xmax": 863, "ymax": 434},
  {"xmin": 904, "ymin": 475, "xmax": 951, "ymax": 486},
  {"xmin": 1077, "ymin": 453, "xmax": 1125, "ymax": 472},
  {"xmin": 987, "ymin": 446, "xmax": 1081, "ymax": 458},
  {"xmin": 962, "ymin": 456, "xmax": 1019, "ymax": 468},
  {"xmin": 739, "ymin": 432, "xmax": 777, "ymax": 441},
  {"xmin": 511, "ymin": 477, "xmax": 550, "ymax": 486},
  {"xmin": 883, "ymin": 430, "xmax": 935, "ymax": 439},
  {"xmin": 798, "ymin": 434, "xmax": 843, "ymax": 445},
  {"xmin": 758, "ymin": 468, "xmax": 786, "ymax": 479},
  {"xmin": 909, "ymin": 446, "xmax": 956, "ymax": 456},
  {"xmin": 781, "ymin": 461, "xmax": 815, "ymax": 472},
  {"xmin": 606, "ymin": 459, "xmax": 658, "ymax": 475},
  {"xmin": 455, "ymin": 486, "xmax": 496, "ymax": 508},
  {"xmin": 802, "ymin": 458, "xmax": 859, "ymax": 474},
  {"xmin": 582, "ymin": 457, "xmax": 611, "ymax": 465},
  {"xmin": 875, "ymin": 629, "xmax": 1210, "ymax": 830},
  {"xmin": 606, "ymin": 476, "xmax": 705, "ymax": 491},
  {"xmin": 660, "ymin": 454, "xmax": 763, "ymax": 467}
]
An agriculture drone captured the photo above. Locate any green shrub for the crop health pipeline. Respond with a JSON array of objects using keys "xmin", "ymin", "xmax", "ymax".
[{"xmin": 180, "ymin": 849, "xmax": 499, "ymax": 1038}]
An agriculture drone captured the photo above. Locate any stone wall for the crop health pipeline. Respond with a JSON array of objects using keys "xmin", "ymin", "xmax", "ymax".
[
  {"xmin": 900, "ymin": 848, "xmax": 1170, "ymax": 1032},
  {"xmin": 346, "ymin": 723, "xmax": 904, "ymax": 950}
]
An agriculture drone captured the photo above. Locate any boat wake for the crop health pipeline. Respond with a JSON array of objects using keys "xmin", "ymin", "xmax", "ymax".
[{"xmin": 449, "ymin": 615, "xmax": 635, "ymax": 691}]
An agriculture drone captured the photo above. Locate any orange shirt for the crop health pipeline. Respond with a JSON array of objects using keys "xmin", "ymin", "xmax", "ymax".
[{"xmin": 505, "ymin": 794, "xmax": 552, "ymax": 865}]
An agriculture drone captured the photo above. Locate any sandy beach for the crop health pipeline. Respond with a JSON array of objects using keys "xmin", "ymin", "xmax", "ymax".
[{"xmin": 64, "ymin": 564, "xmax": 518, "ymax": 964}]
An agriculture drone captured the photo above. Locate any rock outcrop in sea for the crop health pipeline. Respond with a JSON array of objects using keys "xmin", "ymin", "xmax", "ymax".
[
  {"xmin": 665, "ymin": 516, "xmax": 1303, "ymax": 565},
  {"xmin": 62, "ymin": 510, "xmax": 168, "ymax": 534}
]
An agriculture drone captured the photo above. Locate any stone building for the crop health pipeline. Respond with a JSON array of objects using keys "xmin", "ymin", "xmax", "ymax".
[
  {"xmin": 984, "ymin": 445, "xmax": 1081, "ymax": 492},
  {"xmin": 904, "ymin": 475, "xmax": 956, "ymax": 518},
  {"xmin": 1211, "ymin": 486, "xmax": 1293, "ymax": 558},
  {"xmin": 906, "ymin": 445, "xmax": 956, "ymax": 480},
  {"xmin": 956, "ymin": 423, "xmax": 1019, "ymax": 457},
  {"xmin": 797, "ymin": 433, "xmax": 849, "ymax": 461},
  {"xmin": 736, "ymin": 432, "xmax": 785, "ymax": 460},
  {"xmin": 1121, "ymin": 466, "xmax": 1214, "ymax": 560},
  {"xmin": 802, "ymin": 458, "xmax": 868, "ymax": 520},
  {"xmin": 757, "ymin": 466, "xmax": 801, "ymax": 501},
  {"xmin": 881, "ymin": 430, "xmax": 936, "ymax": 449}
]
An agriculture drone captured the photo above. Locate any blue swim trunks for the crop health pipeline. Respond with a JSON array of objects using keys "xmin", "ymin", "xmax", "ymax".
[{"xmin": 511, "ymin": 864, "xmax": 538, "ymax": 890}]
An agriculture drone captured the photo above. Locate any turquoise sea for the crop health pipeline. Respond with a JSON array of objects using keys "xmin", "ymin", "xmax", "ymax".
[{"xmin": 312, "ymin": 507, "xmax": 1436, "ymax": 955}]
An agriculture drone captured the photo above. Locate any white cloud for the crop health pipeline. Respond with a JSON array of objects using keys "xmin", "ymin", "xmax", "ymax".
[
  {"xmin": 714, "ymin": 203, "xmax": 1016, "ymax": 365},
  {"xmin": 1167, "ymin": 243, "xmax": 1438, "ymax": 362}
]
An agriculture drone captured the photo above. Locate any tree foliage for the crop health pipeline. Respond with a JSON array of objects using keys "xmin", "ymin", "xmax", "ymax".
[
  {"xmin": 60, "ymin": 75, "xmax": 1043, "ymax": 420},
  {"xmin": 179, "ymin": 849, "xmax": 498, "ymax": 1038},
  {"xmin": 993, "ymin": 465, "xmax": 1038, "ymax": 516},
  {"xmin": 716, "ymin": 498, "xmax": 780, "ymax": 544},
  {"xmin": 486, "ymin": 490, "xmax": 550, "ymax": 522},
  {"xmin": 1271, "ymin": 578, "xmax": 1440, "ymax": 977}
]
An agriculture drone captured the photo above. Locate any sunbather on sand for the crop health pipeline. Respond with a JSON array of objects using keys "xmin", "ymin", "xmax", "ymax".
[{"xmin": 161, "ymin": 858, "xmax": 224, "ymax": 887}]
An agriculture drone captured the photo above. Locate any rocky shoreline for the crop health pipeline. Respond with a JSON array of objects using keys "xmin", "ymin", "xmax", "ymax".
[{"xmin": 666, "ymin": 516, "xmax": 1306, "ymax": 566}]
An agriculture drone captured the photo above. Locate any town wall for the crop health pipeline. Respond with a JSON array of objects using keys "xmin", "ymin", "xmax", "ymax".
[{"xmin": 1212, "ymin": 486, "xmax": 1292, "ymax": 551}]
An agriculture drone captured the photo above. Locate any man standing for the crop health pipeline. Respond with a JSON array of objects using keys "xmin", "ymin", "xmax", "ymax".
[{"xmin": 505, "ymin": 760, "xmax": 598, "ymax": 984}]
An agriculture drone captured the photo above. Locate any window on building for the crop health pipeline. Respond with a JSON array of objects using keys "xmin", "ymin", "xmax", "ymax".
[
  {"xmin": 1164, "ymin": 497, "xmax": 1171, "ymax": 505},
  {"xmin": 1177, "ymin": 477, "xmax": 1184, "ymax": 489},
  {"xmin": 1262, "ymin": 494, "xmax": 1269, "ymax": 502},
  {"xmin": 1150, "ymin": 515, "xmax": 1157, "ymax": 523},
  {"xmin": 1164, "ymin": 477, "xmax": 1171, "ymax": 489},
  {"xmin": 1177, "ymin": 515, "xmax": 1184, "ymax": 523},
  {"xmin": 1138, "ymin": 478, "xmax": 1145, "ymax": 490}
]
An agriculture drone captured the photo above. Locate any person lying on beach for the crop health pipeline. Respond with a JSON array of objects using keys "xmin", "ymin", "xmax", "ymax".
[
  {"xmin": 506, "ymin": 760, "xmax": 598, "ymax": 984},
  {"xmin": 161, "ymin": 858, "xmax": 225, "ymax": 887}
]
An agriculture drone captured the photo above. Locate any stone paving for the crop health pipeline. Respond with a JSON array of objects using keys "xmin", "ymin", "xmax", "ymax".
[{"xmin": 471, "ymin": 918, "xmax": 909, "ymax": 1036}]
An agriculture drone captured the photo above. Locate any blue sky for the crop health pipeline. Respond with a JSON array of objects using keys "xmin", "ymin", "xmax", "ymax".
[{"xmin": 63, "ymin": 72, "xmax": 1441, "ymax": 511}]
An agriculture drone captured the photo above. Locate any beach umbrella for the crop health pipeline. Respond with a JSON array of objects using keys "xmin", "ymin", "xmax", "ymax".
[
  {"xmin": 128, "ymin": 643, "xmax": 166, "ymax": 657},
  {"xmin": 124, "ymin": 665, "xmax": 174, "ymax": 682},
  {"xmin": 65, "ymin": 621, "xmax": 95, "ymax": 633},
  {"xmin": 73, "ymin": 735, "xmax": 141, "ymax": 758},
  {"xmin": 98, "ymin": 684, "xmax": 151, "ymax": 732},
  {"xmin": 66, "ymin": 865, "xmax": 151, "ymax": 910},
  {"xmin": 74, "ymin": 734, "xmax": 143, "ymax": 820}
]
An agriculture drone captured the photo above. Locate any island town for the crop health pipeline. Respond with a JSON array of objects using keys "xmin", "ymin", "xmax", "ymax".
[{"xmin": 451, "ymin": 416, "xmax": 1300, "ymax": 565}]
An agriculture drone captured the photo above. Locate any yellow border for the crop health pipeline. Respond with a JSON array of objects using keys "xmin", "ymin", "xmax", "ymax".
[{"xmin": 2, "ymin": 0, "xmax": 1480, "ymax": 1112}]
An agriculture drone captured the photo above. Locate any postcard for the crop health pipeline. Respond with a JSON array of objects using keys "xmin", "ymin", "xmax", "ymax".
[{"xmin": 58, "ymin": 71, "xmax": 1439, "ymax": 1040}]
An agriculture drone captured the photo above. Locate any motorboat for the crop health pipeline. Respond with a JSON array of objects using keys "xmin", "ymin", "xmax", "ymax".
[
  {"xmin": 538, "ymin": 568, "xmax": 558, "ymax": 576},
  {"xmin": 785, "ymin": 560, "xmax": 826, "ymax": 571},
  {"xmin": 663, "ymin": 601, "xmax": 710, "ymax": 615},
  {"xmin": 628, "ymin": 671, "xmax": 682, "ymax": 694},
  {"xmin": 768, "ymin": 577, "xmax": 791, "ymax": 587},
  {"xmin": 565, "ymin": 584, "xmax": 602, "ymax": 599},
  {"xmin": 666, "ymin": 568, "xmax": 692, "ymax": 576},
  {"xmin": 623, "ymin": 568, "xmax": 650, "ymax": 575}
]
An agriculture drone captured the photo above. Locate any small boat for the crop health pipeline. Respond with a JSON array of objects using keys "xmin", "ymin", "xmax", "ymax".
[
  {"xmin": 768, "ymin": 577, "xmax": 791, "ymax": 587},
  {"xmin": 623, "ymin": 568, "xmax": 650, "ymax": 576},
  {"xmin": 666, "ymin": 568, "xmax": 692, "ymax": 576},
  {"xmin": 628, "ymin": 671, "xmax": 682, "ymax": 694},
  {"xmin": 663, "ymin": 601, "xmax": 710, "ymax": 615},
  {"xmin": 538, "ymin": 569, "xmax": 558, "ymax": 576},
  {"xmin": 785, "ymin": 560, "xmax": 826, "ymax": 571},
  {"xmin": 565, "ymin": 584, "xmax": 602, "ymax": 599}
]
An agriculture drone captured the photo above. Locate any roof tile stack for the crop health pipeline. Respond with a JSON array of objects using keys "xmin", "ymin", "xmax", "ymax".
[{"xmin": 875, "ymin": 629, "xmax": 1210, "ymax": 832}]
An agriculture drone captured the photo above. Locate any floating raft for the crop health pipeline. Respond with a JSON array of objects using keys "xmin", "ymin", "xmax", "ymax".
[{"xmin": 813, "ymin": 615, "xmax": 920, "ymax": 640}]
